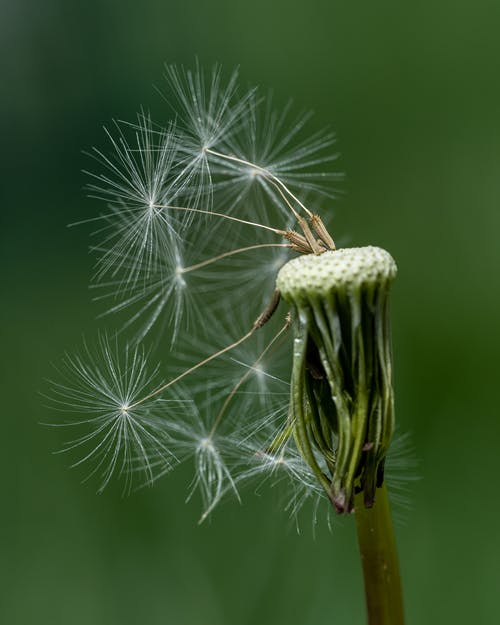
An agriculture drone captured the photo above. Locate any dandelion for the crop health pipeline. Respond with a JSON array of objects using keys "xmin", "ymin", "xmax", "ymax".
[
  {"xmin": 160, "ymin": 396, "xmax": 241, "ymax": 522},
  {"xmin": 162, "ymin": 61, "xmax": 256, "ymax": 212},
  {"xmin": 47, "ymin": 336, "xmax": 180, "ymax": 493},
  {"xmin": 92, "ymin": 225, "xmax": 206, "ymax": 344},
  {"xmin": 50, "ymin": 63, "xmax": 413, "ymax": 625},
  {"xmin": 212, "ymin": 92, "xmax": 342, "ymax": 222},
  {"xmin": 83, "ymin": 114, "xmax": 181, "ymax": 286},
  {"xmin": 235, "ymin": 410, "xmax": 325, "ymax": 525}
]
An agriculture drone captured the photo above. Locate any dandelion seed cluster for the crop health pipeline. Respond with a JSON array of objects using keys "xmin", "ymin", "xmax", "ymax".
[{"xmin": 51, "ymin": 63, "xmax": 405, "ymax": 522}]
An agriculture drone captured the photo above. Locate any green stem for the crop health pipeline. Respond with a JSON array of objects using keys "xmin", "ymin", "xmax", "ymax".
[{"xmin": 354, "ymin": 483, "xmax": 405, "ymax": 625}]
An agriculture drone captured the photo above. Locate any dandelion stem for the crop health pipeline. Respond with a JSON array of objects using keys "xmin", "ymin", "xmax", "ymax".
[
  {"xmin": 153, "ymin": 204, "xmax": 287, "ymax": 236},
  {"xmin": 263, "ymin": 176, "xmax": 302, "ymax": 221},
  {"xmin": 354, "ymin": 483, "xmax": 405, "ymax": 625},
  {"xmin": 180, "ymin": 243, "xmax": 291, "ymax": 274},
  {"xmin": 128, "ymin": 328, "xmax": 256, "ymax": 409}
]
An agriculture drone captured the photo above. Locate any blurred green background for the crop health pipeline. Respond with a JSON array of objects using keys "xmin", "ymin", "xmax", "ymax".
[{"xmin": 2, "ymin": 1, "xmax": 499, "ymax": 623}]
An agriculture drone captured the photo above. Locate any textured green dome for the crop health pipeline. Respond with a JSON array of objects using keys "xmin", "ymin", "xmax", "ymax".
[{"xmin": 277, "ymin": 246, "xmax": 397, "ymax": 300}]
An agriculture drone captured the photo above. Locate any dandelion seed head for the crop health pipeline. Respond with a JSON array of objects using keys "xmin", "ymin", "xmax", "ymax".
[
  {"xmin": 234, "ymin": 424, "xmax": 325, "ymax": 521},
  {"xmin": 212, "ymin": 92, "xmax": 342, "ymax": 222},
  {"xmin": 61, "ymin": 63, "xmax": 358, "ymax": 523},
  {"xmin": 84, "ymin": 114, "xmax": 187, "ymax": 287},
  {"xmin": 155, "ymin": 396, "xmax": 240, "ymax": 520},
  {"xmin": 91, "ymin": 218, "xmax": 222, "ymax": 344},
  {"xmin": 46, "ymin": 335, "xmax": 178, "ymax": 494},
  {"xmin": 159, "ymin": 62, "xmax": 257, "ymax": 212},
  {"xmin": 164, "ymin": 62, "xmax": 253, "ymax": 150}
]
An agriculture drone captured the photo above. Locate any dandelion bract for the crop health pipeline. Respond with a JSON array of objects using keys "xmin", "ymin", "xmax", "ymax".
[{"xmin": 51, "ymin": 63, "xmax": 411, "ymax": 527}]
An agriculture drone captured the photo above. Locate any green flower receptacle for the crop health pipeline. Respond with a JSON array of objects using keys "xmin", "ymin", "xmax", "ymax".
[{"xmin": 277, "ymin": 247, "xmax": 397, "ymax": 513}]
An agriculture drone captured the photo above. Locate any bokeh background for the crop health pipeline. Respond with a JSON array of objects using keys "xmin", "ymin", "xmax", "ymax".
[{"xmin": 2, "ymin": 1, "xmax": 499, "ymax": 623}]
